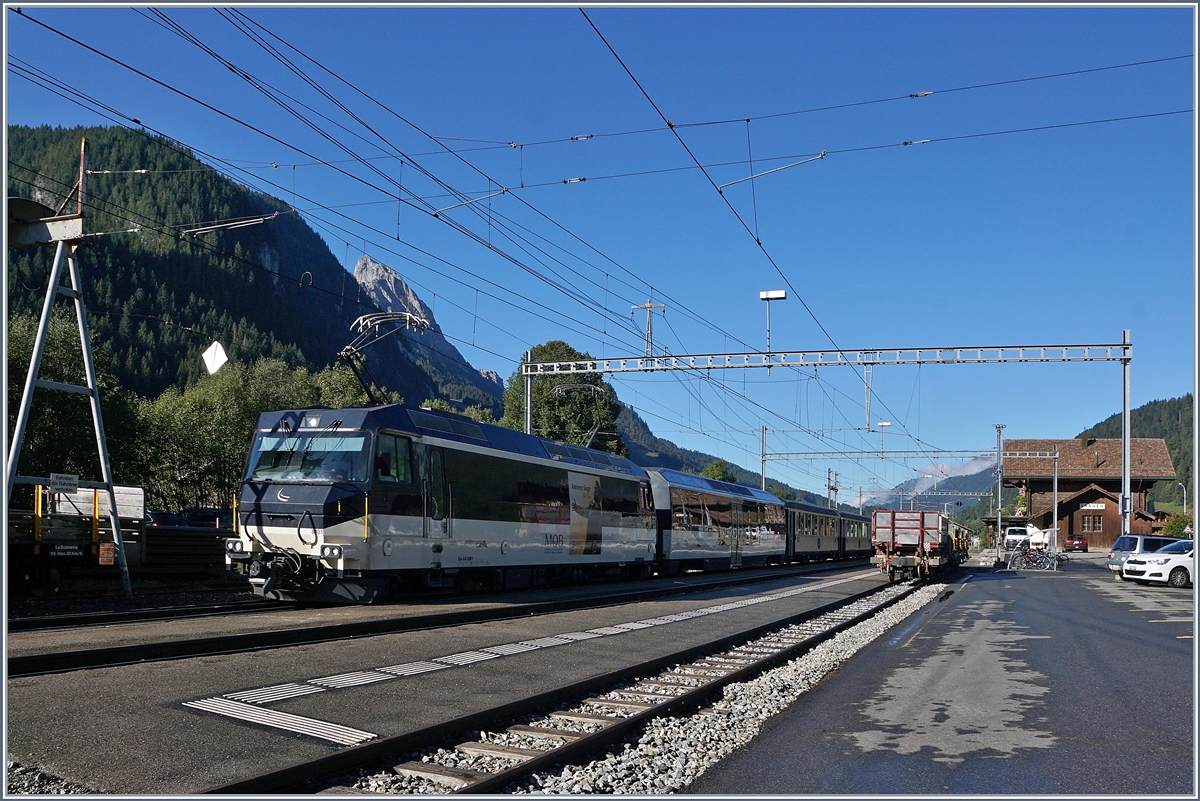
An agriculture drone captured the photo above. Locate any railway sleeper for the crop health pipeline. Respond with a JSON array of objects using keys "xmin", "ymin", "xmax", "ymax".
[
  {"xmin": 454, "ymin": 742, "xmax": 545, "ymax": 761},
  {"xmin": 583, "ymin": 697, "xmax": 657, "ymax": 711},
  {"xmin": 619, "ymin": 689, "xmax": 678, "ymax": 701},
  {"xmin": 548, "ymin": 710, "xmax": 621, "ymax": 726},
  {"xmin": 392, "ymin": 762, "xmax": 488, "ymax": 789},
  {"xmin": 505, "ymin": 724, "xmax": 585, "ymax": 742},
  {"xmin": 642, "ymin": 674, "xmax": 707, "ymax": 687}
]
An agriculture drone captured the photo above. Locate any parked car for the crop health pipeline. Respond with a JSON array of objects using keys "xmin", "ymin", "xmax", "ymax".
[
  {"xmin": 1004, "ymin": 525, "xmax": 1048, "ymax": 550},
  {"xmin": 1105, "ymin": 534, "xmax": 1180, "ymax": 578},
  {"xmin": 146, "ymin": 510, "xmax": 187, "ymax": 528},
  {"xmin": 181, "ymin": 507, "xmax": 233, "ymax": 529},
  {"xmin": 1064, "ymin": 534, "xmax": 1089, "ymax": 552},
  {"xmin": 1122, "ymin": 540, "xmax": 1193, "ymax": 587}
]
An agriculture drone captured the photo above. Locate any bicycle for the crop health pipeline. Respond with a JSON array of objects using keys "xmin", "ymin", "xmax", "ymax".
[{"xmin": 1008, "ymin": 543, "xmax": 1061, "ymax": 570}]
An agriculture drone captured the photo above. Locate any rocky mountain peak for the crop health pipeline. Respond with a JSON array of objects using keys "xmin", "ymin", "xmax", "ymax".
[
  {"xmin": 354, "ymin": 255, "xmax": 441, "ymax": 333},
  {"xmin": 350, "ymin": 254, "xmax": 504, "ymax": 405}
]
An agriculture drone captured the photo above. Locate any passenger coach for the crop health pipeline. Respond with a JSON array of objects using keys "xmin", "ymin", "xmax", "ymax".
[
  {"xmin": 648, "ymin": 468, "xmax": 788, "ymax": 573},
  {"xmin": 784, "ymin": 500, "xmax": 872, "ymax": 563}
]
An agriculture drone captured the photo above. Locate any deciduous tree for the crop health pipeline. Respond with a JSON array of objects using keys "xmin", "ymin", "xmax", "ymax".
[{"xmin": 499, "ymin": 341, "xmax": 625, "ymax": 455}]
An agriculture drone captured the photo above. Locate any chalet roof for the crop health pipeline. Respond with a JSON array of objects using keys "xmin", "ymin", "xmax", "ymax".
[
  {"xmin": 1027, "ymin": 482, "xmax": 1154, "ymax": 521},
  {"xmin": 1004, "ymin": 438, "xmax": 1176, "ymax": 481}
]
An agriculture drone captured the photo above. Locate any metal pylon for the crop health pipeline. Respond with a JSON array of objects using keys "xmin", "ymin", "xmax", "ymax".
[{"xmin": 6, "ymin": 137, "xmax": 133, "ymax": 598}]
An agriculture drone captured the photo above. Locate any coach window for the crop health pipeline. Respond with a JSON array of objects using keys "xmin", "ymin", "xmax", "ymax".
[
  {"xmin": 375, "ymin": 434, "xmax": 412, "ymax": 484},
  {"xmin": 688, "ymin": 491, "xmax": 706, "ymax": 527},
  {"xmin": 672, "ymin": 488, "xmax": 689, "ymax": 529}
]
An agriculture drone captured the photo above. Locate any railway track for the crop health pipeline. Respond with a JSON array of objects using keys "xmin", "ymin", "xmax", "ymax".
[
  {"xmin": 7, "ymin": 598, "xmax": 294, "ymax": 632},
  {"xmin": 204, "ymin": 579, "xmax": 927, "ymax": 795},
  {"xmin": 7, "ymin": 560, "xmax": 866, "ymax": 677}
]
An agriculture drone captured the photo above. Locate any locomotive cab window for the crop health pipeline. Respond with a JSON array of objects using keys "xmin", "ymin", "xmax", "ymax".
[
  {"xmin": 246, "ymin": 430, "xmax": 371, "ymax": 483},
  {"xmin": 375, "ymin": 433, "xmax": 413, "ymax": 484}
]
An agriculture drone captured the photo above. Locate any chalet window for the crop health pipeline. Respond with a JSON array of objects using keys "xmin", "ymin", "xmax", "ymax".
[{"xmin": 1081, "ymin": 514, "xmax": 1102, "ymax": 533}]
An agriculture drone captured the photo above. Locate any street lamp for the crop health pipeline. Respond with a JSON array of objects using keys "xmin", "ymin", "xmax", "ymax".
[
  {"xmin": 918, "ymin": 474, "xmax": 933, "ymax": 510},
  {"xmin": 995, "ymin": 423, "xmax": 1006, "ymax": 563},
  {"xmin": 759, "ymin": 290, "xmax": 786, "ymax": 361},
  {"xmin": 1180, "ymin": 482, "xmax": 1188, "ymax": 516}
]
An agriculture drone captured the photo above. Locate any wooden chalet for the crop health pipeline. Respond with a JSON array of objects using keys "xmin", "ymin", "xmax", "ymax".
[{"xmin": 1003, "ymin": 436, "xmax": 1176, "ymax": 548}]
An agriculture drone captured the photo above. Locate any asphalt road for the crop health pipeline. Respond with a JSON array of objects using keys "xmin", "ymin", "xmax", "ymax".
[{"xmin": 686, "ymin": 552, "xmax": 1194, "ymax": 795}]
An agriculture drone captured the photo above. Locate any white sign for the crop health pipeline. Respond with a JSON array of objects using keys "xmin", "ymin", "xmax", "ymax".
[
  {"xmin": 202, "ymin": 341, "xmax": 229, "ymax": 374},
  {"xmin": 1080, "ymin": 503, "xmax": 1105, "ymax": 510},
  {"xmin": 48, "ymin": 472, "xmax": 79, "ymax": 494}
]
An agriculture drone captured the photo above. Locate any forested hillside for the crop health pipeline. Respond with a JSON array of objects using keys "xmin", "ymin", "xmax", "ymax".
[
  {"xmin": 7, "ymin": 124, "xmax": 501, "ymax": 411},
  {"xmin": 1081, "ymin": 394, "xmax": 1193, "ymax": 510}
]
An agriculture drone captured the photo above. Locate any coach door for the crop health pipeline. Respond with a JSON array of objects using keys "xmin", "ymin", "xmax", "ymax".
[
  {"xmin": 424, "ymin": 446, "xmax": 448, "ymax": 538},
  {"xmin": 730, "ymin": 503, "xmax": 743, "ymax": 568}
]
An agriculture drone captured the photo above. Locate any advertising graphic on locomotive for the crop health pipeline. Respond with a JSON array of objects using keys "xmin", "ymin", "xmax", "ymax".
[{"xmin": 224, "ymin": 403, "xmax": 882, "ymax": 602}]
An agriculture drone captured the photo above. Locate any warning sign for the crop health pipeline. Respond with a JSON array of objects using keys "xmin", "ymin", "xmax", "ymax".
[
  {"xmin": 99, "ymin": 541, "xmax": 116, "ymax": 566},
  {"xmin": 49, "ymin": 473, "xmax": 79, "ymax": 494}
]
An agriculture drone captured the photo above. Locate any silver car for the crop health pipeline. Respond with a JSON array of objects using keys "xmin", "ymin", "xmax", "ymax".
[{"xmin": 1106, "ymin": 535, "xmax": 1180, "ymax": 579}]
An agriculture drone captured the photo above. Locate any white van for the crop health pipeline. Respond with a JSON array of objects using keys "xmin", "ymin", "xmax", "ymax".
[{"xmin": 1004, "ymin": 525, "xmax": 1048, "ymax": 550}]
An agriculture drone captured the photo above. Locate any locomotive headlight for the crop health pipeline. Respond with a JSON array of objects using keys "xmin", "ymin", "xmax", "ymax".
[
  {"xmin": 225, "ymin": 539, "xmax": 244, "ymax": 553},
  {"xmin": 320, "ymin": 544, "xmax": 343, "ymax": 559}
]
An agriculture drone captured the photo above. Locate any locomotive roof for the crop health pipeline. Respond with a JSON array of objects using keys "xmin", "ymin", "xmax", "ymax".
[
  {"xmin": 254, "ymin": 403, "xmax": 647, "ymax": 478},
  {"xmin": 784, "ymin": 499, "xmax": 870, "ymax": 522},
  {"xmin": 648, "ymin": 468, "xmax": 783, "ymax": 506}
]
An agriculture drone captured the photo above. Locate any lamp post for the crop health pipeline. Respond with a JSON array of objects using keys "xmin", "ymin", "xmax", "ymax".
[
  {"xmin": 1180, "ymin": 482, "xmax": 1188, "ymax": 516},
  {"xmin": 877, "ymin": 420, "xmax": 891, "ymax": 454},
  {"xmin": 912, "ymin": 473, "xmax": 933, "ymax": 510},
  {"xmin": 995, "ymin": 423, "xmax": 1005, "ymax": 563},
  {"xmin": 760, "ymin": 290, "xmax": 786, "ymax": 374}
]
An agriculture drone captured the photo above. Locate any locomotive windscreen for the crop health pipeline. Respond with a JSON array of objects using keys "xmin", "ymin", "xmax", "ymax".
[{"xmin": 245, "ymin": 431, "xmax": 372, "ymax": 483}]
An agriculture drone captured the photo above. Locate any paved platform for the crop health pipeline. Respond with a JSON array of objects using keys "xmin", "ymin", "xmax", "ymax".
[
  {"xmin": 686, "ymin": 553, "xmax": 1194, "ymax": 795},
  {"xmin": 5, "ymin": 569, "xmax": 884, "ymax": 793}
]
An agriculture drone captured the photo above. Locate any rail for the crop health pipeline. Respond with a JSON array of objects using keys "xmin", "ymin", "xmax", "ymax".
[{"xmin": 204, "ymin": 580, "xmax": 920, "ymax": 794}]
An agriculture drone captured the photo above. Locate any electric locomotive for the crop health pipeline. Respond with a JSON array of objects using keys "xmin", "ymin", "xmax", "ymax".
[{"xmin": 226, "ymin": 404, "xmax": 655, "ymax": 601}]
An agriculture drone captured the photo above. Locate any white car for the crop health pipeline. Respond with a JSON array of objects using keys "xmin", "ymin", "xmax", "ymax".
[{"xmin": 1122, "ymin": 539, "xmax": 1193, "ymax": 588}]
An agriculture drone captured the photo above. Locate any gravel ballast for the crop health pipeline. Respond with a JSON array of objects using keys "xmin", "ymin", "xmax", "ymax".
[{"xmin": 339, "ymin": 581, "xmax": 946, "ymax": 795}]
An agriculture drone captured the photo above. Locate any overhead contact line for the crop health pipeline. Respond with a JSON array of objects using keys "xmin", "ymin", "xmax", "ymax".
[
  {"xmin": 13, "ymin": 9, "xmax": 632, "ymax": 341},
  {"xmin": 224, "ymin": 8, "xmax": 776, "ymax": 360},
  {"xmin": 581, "ymin": 9, "xmax": 939, "ymax": 469}
]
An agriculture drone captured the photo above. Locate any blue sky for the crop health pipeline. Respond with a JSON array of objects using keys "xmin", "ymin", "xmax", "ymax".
[{"xmin": 5, "ymin": 5, "xmax": 1195, "ymax": 500}]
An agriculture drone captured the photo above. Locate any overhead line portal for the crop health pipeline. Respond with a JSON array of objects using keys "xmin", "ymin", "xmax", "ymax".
[
  {"xmin": 520, "ymin": 342, "xmax": 1129, "ymax": 376},
  {"xmin": 520, "ymin": 335, "xmax": 1133, "ymax": 536}
]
